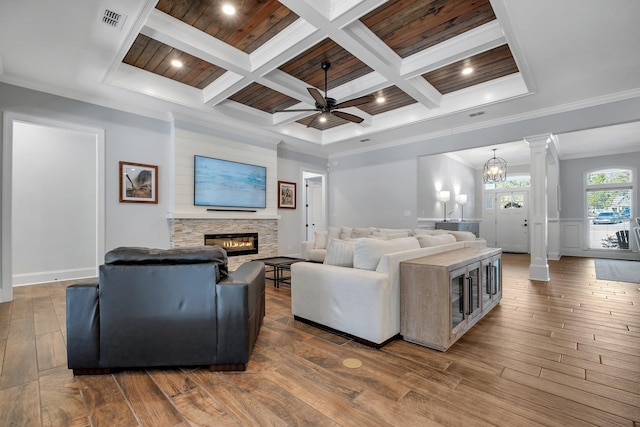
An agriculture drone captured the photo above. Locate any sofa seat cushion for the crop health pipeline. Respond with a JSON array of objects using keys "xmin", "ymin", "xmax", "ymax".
[{"xmin": 353, "ymin": 236, "xmax": 420, "ymax": 271}]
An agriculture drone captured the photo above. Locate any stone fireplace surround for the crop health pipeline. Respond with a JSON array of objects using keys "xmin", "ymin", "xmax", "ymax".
[{"xmin": 169, "ymin": 218, "xmax": 277, "ymax": 270}]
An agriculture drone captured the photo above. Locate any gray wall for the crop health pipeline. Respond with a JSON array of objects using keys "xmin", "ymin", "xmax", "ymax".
[
  {"xmin": 329, "ymin": 154, "xmax": 417, "ymax": 228},
  {"xmin": 1, "ymin": 83, "xmax": 172, "ymax": 253},
  {"xmin": 277, "ymin": 147, "xmax": 327, "ymax": 254},
  {"xmin": 417, "ymin": 154, "xmax": 476, "ymax": 221},
  {"xmin": 560, "ymin": 151, "xmax": 640, "ymax": 219}
]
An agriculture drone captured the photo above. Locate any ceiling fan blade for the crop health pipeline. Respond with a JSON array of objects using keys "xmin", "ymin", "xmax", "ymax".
[
  {"xmin": 335, "ymin": 94, "xmax": 375, "ymax": 109},
  {"xmin": 333, "ymin": 111, "xmax": 364, "ymax": 123},
  {"xmin": 274, "ymin": 109, "xmax": 319, "ymax": 112},
  {"xmin": 308, "ymin": 88, "xmax": 327, "ymax": 108},
  {"xmin": 306, "ymin": 113, "xmax": 323, "ymax": 128}
]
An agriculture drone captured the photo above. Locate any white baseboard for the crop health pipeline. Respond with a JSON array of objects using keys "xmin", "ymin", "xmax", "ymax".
[{"xmin": 13, "ymin": 267, "xmax": 97, "ymax": 286}]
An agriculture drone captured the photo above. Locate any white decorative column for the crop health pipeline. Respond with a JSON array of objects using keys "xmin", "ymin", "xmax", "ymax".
[
  {"xmin": 546, "ymin": 137, "xmax": 561, "ymax": 260},
  {"xmin": 525, "ymin": 134, "xmax": 551, "ymax": 282}
]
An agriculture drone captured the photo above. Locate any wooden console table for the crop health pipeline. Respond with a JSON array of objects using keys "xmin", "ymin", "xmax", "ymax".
[{"xmin": 400, "ymin": 247, "xmax": 502, "ymax": 351}]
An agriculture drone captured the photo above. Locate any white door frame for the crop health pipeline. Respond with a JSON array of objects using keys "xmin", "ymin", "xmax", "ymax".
[
  {"xmin": 301, "ymin": 169, "xmax": 327, "ymax": 243},
  {"xmin": 1, "ymin": 112, "xmax": 105, "ymax": 302}
]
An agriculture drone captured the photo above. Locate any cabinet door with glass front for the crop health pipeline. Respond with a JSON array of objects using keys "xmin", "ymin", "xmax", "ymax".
[
  {"xmin": 450, "ymin": 262, "xmax": 482, "ymax": 337},
  {"xmin": 481, "ymin": 255, "xmax": 502, "ymax": 312}
]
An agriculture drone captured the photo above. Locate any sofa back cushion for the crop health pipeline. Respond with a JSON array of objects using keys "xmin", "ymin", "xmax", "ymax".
[
  {"xmin": 324, "ymin": 238, "xmax": 354, "ymax": 267},
  {"xmin": 353, "ymin": 236, "xmax": 420, "ymax": 271},
  {"xmin": 416, "ymin": 234, "xmax": 457, "ymax": 247}
]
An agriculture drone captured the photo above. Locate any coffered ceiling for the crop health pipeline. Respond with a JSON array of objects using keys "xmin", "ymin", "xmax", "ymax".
[{"xmin": 1, "ymin": 0, "xmax": 640, "ymax": 158}]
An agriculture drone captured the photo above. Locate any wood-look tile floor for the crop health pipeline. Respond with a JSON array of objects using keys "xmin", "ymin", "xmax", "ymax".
[{"xmin": 0, "ymin": 254, "xmax": 639, "ymax": 426}]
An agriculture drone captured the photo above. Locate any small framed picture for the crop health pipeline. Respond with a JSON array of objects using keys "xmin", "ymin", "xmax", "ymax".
[
  {"xmin": 119, "ymin": 161, "xmax": 158, "ymax": 204},
  {"xmin": 278, "ymin": 181, "xmax": 296, "ymax": 209}
]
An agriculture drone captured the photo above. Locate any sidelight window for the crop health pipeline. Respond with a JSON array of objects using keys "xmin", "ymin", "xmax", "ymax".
[{"xmin": 585, "ymin": 168, "xmax": 633, "ymax": 250}]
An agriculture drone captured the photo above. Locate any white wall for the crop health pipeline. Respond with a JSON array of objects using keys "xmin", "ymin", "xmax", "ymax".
[
  {"xmin": 173, "ymin": 126, "xmax": 278, "ymax": 218},
  {"xmin": 12, "ymin": 121, "xmax": 99, "ymax": 284},
  {"xmin": 277, "ymin": 147, "xmax": 327, "ymax": 255}
]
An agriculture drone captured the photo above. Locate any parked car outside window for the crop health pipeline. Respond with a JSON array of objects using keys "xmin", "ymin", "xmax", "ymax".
[{"xmin": 593, "ymin": 211, "xmax": 623, "ymax": 224}]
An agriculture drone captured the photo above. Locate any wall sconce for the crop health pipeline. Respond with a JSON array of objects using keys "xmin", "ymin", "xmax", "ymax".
[
  {"xmin": 456, "ymin": 194, "xmax": 468, "ymax": 221},
  {"xmin": 438, "ymin": 190, "xmax": 450, "ymax": 222}
]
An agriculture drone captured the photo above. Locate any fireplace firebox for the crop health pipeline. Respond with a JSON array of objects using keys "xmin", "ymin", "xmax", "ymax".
[{"xmin": 204, "ymin": 233, "xmax": 258, "ymax": 257}]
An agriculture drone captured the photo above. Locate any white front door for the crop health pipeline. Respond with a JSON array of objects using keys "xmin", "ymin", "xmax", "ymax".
[{"xmin": 495, "ymin": 190, "xmax": 530, "ymax": 253}]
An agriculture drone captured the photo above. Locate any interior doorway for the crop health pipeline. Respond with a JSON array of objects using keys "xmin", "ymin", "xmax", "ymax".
[
  {"xmin": 302, "ymin": 171, "xmax": 326, "ymax": 242},
  {"xmin": 1, "ymin": 113, "xmax": 105, "ymax": 302}
]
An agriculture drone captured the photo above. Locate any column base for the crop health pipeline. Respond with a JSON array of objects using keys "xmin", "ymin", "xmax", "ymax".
[{"xmin": 529, "ymin": 263, "xmax": 550, "ymax": 282}]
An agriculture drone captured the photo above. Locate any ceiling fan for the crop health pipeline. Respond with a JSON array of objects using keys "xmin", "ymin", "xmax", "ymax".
[{"xmin": 276, "ymin": 61, "xmax": 374, "ymax": 127}]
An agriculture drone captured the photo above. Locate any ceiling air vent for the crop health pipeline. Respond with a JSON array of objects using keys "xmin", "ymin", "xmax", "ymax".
[{"xmin": 102, "ymin": 9, "xmax": 125, "ymax": 29}]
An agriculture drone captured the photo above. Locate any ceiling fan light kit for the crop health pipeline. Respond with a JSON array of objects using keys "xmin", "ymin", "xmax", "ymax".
[{"xmin": 277, "ymin": 61, "xmax": 374, "ymax": 127}]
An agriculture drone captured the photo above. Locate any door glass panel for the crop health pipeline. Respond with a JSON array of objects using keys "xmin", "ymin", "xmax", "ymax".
[
  {"xmin": 492, "ymin": 258, "xmax": 501, "ymax": 295},
  {"xmin": 469, "ymin": 267, "xmax": 480, "ymax": 314},
  {"xmin": 451, "ymin": 273, "xmax": 465, "ymax": 329},
  {"xmin": 482, "ymin": 263, "xmax": 492, "ymax": 306}
]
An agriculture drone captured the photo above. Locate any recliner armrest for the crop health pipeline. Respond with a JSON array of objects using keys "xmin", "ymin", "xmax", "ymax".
[{"xmin": 66, "ymin": 284, "xmax": 100, "ymax": 369}]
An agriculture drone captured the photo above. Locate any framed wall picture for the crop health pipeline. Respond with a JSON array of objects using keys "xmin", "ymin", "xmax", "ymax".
[
  {"xmin": 119, "ymin": 161, "xmax": 158, "ymax": 204},
  {"xmin": 278, "ymin": 181, "xmax": 296, "ymax": 209}
]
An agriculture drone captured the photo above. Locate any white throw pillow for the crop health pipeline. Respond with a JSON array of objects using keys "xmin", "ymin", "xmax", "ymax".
[
  {"xmin": 323, "ymin": 238, "xmax": 354, "ymax": 267},
  {"xmin": 447, "ymin": 231, "xmax": 477, "ymax": 241},
  {"xmin": 378, "ymin": 228, "xmax": 413, "ymax": 235},
  {"xmin": 353, "ymin": 237, "xmax": 420, "ymax": 271},
  {"xmin": 352, "ymin": 227, "xmax": 372, "ymax": 238},
  {"xmin": 416, "ymin": 234, "xmax": 457, "ymax": 247},
  {"xmin": 339, "ymin": 226, "xmax": 354, "ymax": 240},
  {"xmin": 372, "ymin": 231, "xmax": 409, "ymax": 239},
  {"xmin": 313, "ymin": 230, "xmax": 328, "ymax": 249},
  {"xmin": 413, "ymin": 229, "xmax": 438, "ymax": 235},
  {"xmin": 328, "ymin": 226, "xmax": 341, "ymax": 240}
]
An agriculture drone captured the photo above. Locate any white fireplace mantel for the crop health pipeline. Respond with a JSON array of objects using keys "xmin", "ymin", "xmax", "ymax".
[{"xmin": 167, "ymin": 212, "xmax": 281, "ymax": 220}]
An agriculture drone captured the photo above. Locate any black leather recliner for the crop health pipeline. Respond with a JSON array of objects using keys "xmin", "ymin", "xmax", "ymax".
[{"xmin": 66, "ymin": 246, "xmax": 265, "ymax": 374}]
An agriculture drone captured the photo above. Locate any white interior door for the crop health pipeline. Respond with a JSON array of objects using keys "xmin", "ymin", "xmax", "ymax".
[{"xmin": 495, "ymin": 190, "xmax": 530, "ymax": 253}]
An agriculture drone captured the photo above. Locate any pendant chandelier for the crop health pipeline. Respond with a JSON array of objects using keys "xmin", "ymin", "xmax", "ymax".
[{"xmin": 483, "ymin": 149, "xmax": 507, "ymax": 183}]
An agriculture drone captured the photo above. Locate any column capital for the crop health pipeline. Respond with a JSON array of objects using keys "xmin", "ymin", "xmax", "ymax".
[{"xmin": 524, "ymin": 133, "xmax": 554, "ymax": 148}]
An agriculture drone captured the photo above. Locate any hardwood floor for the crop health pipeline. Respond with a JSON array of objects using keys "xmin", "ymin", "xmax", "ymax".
[{"xmin": 0, "ymin": 254, "xmax": 639, "ymax": 426}]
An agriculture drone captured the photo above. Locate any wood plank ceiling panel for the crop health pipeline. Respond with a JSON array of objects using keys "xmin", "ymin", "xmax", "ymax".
[
  {"xmin": 155, "ymin": 0, "xmax": 298, "ymax": 54},
  {"xmin": 423, "ymin": 44, "xmax": 519, "ymax": 94},
  {"xmin": 361, "ymin": 0, "xmax": 496, "ymax": 58},
  {"xmin": 123, "ymin": 34, "xmax": 226, "ymax": 89},
  {"xmin": 359, "ymin": 86, "xmax": 418, "ymax": 115},
  {"xmin": 229, "ymin": 82, "xmax": 300, "ymax": 113},
  {"xmin": 296, "ymin": 113, "xmax": 347, "ymax": 131},
  {"xmin": 279, "ymin": 39, "xmax": 373, "ymax": 92}
]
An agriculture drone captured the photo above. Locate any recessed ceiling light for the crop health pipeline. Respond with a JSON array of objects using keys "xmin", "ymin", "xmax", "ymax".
[
  {"xmin": 462, "ymin": 67, "xmax": 473, "ymax": 75},
  {"xmin": 222, "ymin": 4, "xmax": 235, "ymax": 15},
  {"xmin": 170, "ymin": 59, "xmax": 183, "ymax": 68},
  {"xmin": 376, "ymin": 97, "xmax": 385, "ymax": 104}
]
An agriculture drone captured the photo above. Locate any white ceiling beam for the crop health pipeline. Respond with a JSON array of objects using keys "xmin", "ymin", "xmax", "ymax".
[
  {"xmin": 143, "ymin": 9, "xmax": 250, "ymax": 74},
  {"xmin": 203, "ymin": 72, "xmax": 249, "ymax": 106},
  {"xmin": 400, "ymin": 20, "xmax": 507, "ymax": 78}
]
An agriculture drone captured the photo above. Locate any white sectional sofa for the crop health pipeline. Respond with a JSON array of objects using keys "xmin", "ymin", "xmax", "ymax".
[
  {"xmin": 301, "ymin": 226, "xmax": 482, "ymax": 263},
  {"xmin": 292, "ymin": 228, "xmax": 487, "ymax": 347}
]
